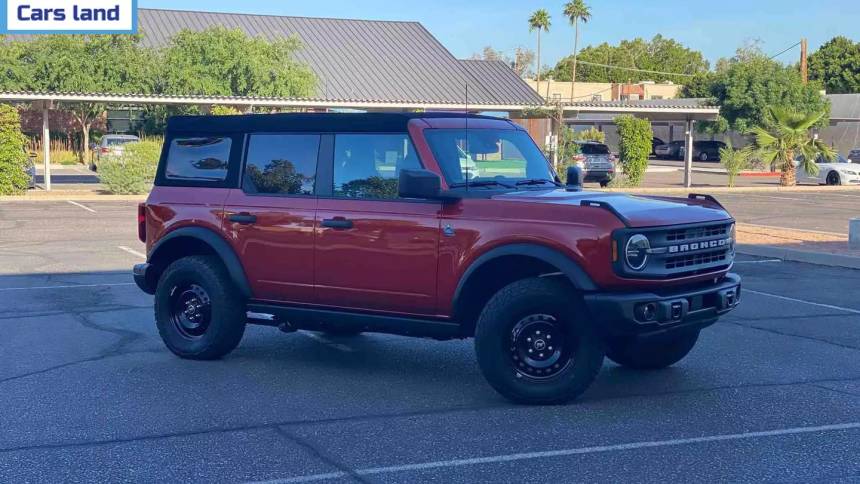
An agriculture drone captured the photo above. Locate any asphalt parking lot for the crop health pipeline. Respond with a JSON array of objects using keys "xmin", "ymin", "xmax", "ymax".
[{"xmin": 1, "ymin": 200, "xmax": 859, "ymax": 483}]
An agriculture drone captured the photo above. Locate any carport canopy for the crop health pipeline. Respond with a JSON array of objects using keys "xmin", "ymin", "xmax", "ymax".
[{"xmin": 0, "ymin": 91, "xmax": 720, "ymax": 190}]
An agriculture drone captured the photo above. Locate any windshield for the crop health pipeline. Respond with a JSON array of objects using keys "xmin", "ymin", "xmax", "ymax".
[
  {"xmin": 424, "ymin": 129, "xmax": 554, "ymax": 187},
  {"xmin": 580, "ymin": 143, "xmax": 610, "ymax": 155},
  {"xmin": 106, "ymin": 137, "xmax": 137, "ymax": 146}
]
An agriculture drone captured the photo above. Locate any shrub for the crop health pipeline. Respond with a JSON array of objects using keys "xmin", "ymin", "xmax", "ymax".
[
  {"xmin": 0, "ymin": 104, "xmax": 30, "ymax": 195},
  {"xmin": 614, "ymin": 115, "xmax": 653, "ymax": 186},
  {"xmin": 97, "ymin": 140, "xmax": 162, "ymax": 194},
  {"xmin": 719, "ymin": 141, "xmax": 752, "ymax": 187},
  {"xmin": 574, "ymin": 126, "xmax": 606, "ymax": 143}
]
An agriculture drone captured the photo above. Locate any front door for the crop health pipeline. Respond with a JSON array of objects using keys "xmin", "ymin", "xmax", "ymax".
[
  {"xmin": 223, "ymin": 133, "xmax": 323, "ymax": 303},
  {"xmin": 314, "ymin": 133, "xmax": 441, "ymax": 316}
]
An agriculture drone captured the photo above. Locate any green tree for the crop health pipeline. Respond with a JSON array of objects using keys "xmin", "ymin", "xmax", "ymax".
[
  {"xmin": 0, "ymin": 38, "xmax": 27, "ymax": 91},
  {"xmin": 96, "ymin": 139, "xmax": 162, "ymax": 194},
  {"xmin": 0, "ymin": 104, "xmax": 30, "ymax": 195},
  {"xmin": 548, "ymin": 35, "xmax": 709, "ymax": 83},
  {"xmin": 528, "ymin": 10, "xmax": 552, "ymax": 86},
  {"xmin": 563, "ymin": 0, "xmax": 591, "ymax": 100},
  {"xmin": 18, "ymin": 34, "xmax": 154, "ymax": 162},
  {"xmin": 246, "ymin": 159, "xmax": 308, "ymax": 194},
  {"xmin": 808, "ymin": 36, "xmax": 860, "ymax": 94},
  {"xmin": 750, "ymin": 107, "xmax": 835, "ymax": 187},
  {"xmin": 684, "ymin": 46, "xmax": 830, "ymax": 133},
  {"xmin": 614, "ymin": 115, "xmax": 652, "ymax": 187},
  {"xmin": 718, "ymin": 141, "xmax": 752, "ymax": 187},
  {"xmin": 161, "ymin": 27, "xmax": 315, "ymax": 98}
]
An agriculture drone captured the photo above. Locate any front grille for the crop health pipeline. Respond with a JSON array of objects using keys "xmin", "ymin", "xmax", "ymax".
[
  {"xmin": 665, "ymin": 249, "xmax": 728, "ymax": 269},
  {"xmin": 666, "ymin": 224, "xmax": 728, "ymax": 241},
  {"xmin": 616, "ymin": 220, "xmax": 735, "ymax": 279}
]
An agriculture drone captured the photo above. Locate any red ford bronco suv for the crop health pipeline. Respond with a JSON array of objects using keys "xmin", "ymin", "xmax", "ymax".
[{"xmin": 134, "ymin": 113, "xmax": 740, "ymax": 404}]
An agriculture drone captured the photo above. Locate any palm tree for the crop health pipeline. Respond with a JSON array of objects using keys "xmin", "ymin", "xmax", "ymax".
[
  {"xmin": 528, "ymin": 9, "xmax": 551, "ymax": 93},
  {"xmin": 563, "ymin": 0, "xmax": 591, "ymax": 101},
  {"xmin": 750, "ymin": 107, "xmax": 836, "ymax": 186}
]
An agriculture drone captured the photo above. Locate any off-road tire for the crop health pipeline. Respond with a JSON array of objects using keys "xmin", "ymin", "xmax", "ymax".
[
  {"xmin": 474, "ymin": 277, "xmax": 605, "ymax": 405},
  {"xmin": 154, "ymin": 255, "xmax": 246, "ymax": 360},
  {"xmin": 606, "ymin": 330, "xmax": 699, "ymax": 370}
]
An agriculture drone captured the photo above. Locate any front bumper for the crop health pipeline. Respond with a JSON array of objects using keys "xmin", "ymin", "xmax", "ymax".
[
  {"xmin": 133, "ymin": 263, "xmax": 156, "ymax": 294},
  {"xmin": 584, "ymin": 273, "xmax": 741, "ymax": 338}
]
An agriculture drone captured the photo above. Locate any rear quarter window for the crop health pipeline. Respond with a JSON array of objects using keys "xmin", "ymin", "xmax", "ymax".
[{"xmin": 164, "ymin": 137, "xmax": 232, "ymax": 182}]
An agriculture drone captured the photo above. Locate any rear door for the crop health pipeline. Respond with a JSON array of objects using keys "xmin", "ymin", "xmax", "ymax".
[
  {"xmin": 314, "ymin": 133, "xmax": 441, "ymax": 316},
  {"xmin": 223, "ymin": 133, "xmax": 326, "ymax": 303}
]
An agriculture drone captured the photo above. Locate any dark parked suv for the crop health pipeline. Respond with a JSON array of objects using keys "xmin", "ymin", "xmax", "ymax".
[
  {"xmin": 134, "ymin": 113, "xmax": 741, "ymax": 404},
  {"xmin": 681, "ymin": 141, "xmax": 727, "ymax": 162}
]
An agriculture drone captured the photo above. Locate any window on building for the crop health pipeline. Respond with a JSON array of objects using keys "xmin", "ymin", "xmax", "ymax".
[
  {"xmin": 332, "ymin": 134, "xmax": 421, "ymax": 199},
  {"xmin": 165, "ymin": 137, "xmax": 231, "ymax": 182},
  {"xmin": 243, "ymin": 134, "xmax": 320, "ymax": 195}
]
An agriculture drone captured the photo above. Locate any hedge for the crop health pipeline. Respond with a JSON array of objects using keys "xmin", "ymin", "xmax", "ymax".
[
  {"xmin": 97, "ymin": 140, "xmax": 162, "ymax": 194},
  {"xmin": 0, "ymin": 104, "xmax": 30, "ymax": 195},
  {"xmin": 614, "ymin": 115, "xmax": 653, "ymax": 186}
]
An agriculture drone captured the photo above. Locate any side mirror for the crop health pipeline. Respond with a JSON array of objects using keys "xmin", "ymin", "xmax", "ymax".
[
  {"xmin": 399, "ymin": 169, "xmax": 460, "ymax": 202},
  {"xmin": 566, "ymin": 166, "xmax": 583, "ymax": 191}
]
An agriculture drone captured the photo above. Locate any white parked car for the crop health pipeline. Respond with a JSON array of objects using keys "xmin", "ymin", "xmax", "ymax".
[{"xmin": 796, "ymin": 154, "xmax": 860, "ymax": 186}]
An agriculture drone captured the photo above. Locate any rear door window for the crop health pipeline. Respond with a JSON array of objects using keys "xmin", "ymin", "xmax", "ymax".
[
  {"xmin": 165, "ymin": 137, "xmax": 232, "ymax": 182},
  {"xmin": 243, "ymin": 134, "xmax": 320, "ymax": 195}
]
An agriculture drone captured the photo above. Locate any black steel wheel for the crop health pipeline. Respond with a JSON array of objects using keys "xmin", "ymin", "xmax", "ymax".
[
  {"xmin": 509, "ymin": 314, "xmax": 574, "ymax": 380},
  {"xmin": 169, "ymin": 283, "xmax": 212, "ymax": 339},
  {"xmin": 475, "ymin": 277, "xmax": 605, "ymax": 405},
  {"xmin": 155, "ymin": 255, "xmax": 246, "ymax": 360}
]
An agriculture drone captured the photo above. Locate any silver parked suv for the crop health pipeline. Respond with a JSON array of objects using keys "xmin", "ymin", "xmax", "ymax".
[{"xmin": 571, "ymin": 141, "xmax": 616, "ymax": 187}]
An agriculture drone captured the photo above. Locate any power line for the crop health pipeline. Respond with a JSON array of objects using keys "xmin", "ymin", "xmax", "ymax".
[
  {"xmin": 574, "ymin": 60, "xmax": 696, "ymax": 78},
  {"xmin": 768, "ymin": 41, "xmax": 801, "ymax": 60}
]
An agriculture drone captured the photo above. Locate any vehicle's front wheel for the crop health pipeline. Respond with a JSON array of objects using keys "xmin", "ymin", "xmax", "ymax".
[
  {"xmin": 606, "ymin": 330, "xmax": 699, "ymax": 370},
  {"xmin": 699, "ymin": 152, "xmax": 709, "ymax": 162},
  {"xmin": 826, "ymin": 171, "xmax": 841, "ymax": 186},
  {"xmin": 154, "ymin": 255, "xmax": 246, "ymax": 360},
  {"xmin": 474, "ymin": 277, "xmax": 605, "ymax": 405}
]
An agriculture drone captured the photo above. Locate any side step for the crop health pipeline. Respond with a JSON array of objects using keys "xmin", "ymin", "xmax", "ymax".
[{"xmin": 246, "ymin": 303, "xmax": 463, "ymax": 340}]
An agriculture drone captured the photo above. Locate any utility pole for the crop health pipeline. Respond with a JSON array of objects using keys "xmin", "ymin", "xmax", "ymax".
[{"xmin": 800, "ymin": 38, "xmax": 808, "ymax": 84}]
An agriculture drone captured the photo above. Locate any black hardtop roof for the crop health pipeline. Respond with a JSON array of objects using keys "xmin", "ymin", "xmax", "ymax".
[{"xmin": 166, "ymin": 112, "xmax": 510, "ymax": 134}]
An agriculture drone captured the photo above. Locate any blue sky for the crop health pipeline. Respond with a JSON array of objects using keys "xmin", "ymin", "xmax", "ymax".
[{"xmin": 140, "ymin": 0, "xmax": 859, "ymax": 69}]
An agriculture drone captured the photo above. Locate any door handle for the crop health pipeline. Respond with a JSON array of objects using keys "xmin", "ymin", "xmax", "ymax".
[
  {"xmin": 228, "ymin": 213, "xmax": 257, "ymax": 225},
  {"xmin": 321, "ymin": 218, "xmax": 354, "ymax": 230}
]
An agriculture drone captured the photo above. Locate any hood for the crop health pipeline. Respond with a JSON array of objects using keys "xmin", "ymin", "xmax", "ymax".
[{"xmin": 493, "ymin": 189, "xmax": 732, "ymax": 228}]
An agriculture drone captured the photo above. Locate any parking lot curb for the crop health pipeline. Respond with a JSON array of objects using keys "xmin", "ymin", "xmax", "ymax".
[{"xmin": 737, "ymin": 244, "xmax": 860, "ymax": 270}]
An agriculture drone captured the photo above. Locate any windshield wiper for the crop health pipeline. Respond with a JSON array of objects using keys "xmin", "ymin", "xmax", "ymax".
[
  {"xmin": 515, "ymin": 178, "xmax": 562, "ymax": 187},
  {"xmin": 450, "ymin": 180, "xmax": 516, "ymax": 189}
]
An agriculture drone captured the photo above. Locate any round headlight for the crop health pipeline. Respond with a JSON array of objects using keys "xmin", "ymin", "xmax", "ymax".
[{"xmin": 625, "ymin": 234, "xmax": 650, "ymax": 271}]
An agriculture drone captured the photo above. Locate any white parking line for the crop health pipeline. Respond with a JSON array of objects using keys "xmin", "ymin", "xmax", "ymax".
[
  {"xmin": 0, "ymin": 283, "xmax": 135, "ymax": 292},
  {"xmin": 118, "ymin": 246, "xmax": 146, "ymax": 259},
  {"xmin": 248, "ymin": 422, "xmax": 860, "ymax": 484},
  {"xmin": 745, "ymin": 289, "xmax": 860, "ymax": 315},
  {"xmin": 66, "ymin": 200, "xmax": 96, "ymax": 213}
]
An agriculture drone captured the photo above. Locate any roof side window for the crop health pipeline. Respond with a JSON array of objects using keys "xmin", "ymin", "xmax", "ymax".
[
  {"xmin": 332, "ymin": 134, "xmax": 421, "ymax": 199},
  {"xmin": 243, "ymin": 134, "xmax": 320, "ymax": 195},
  {"xmin": 165, "ymin": 137, "xmax": 232, "ymax": 182}
]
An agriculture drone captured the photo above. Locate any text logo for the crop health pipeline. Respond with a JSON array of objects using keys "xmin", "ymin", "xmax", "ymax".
[{"xmin": 2, "ymin": 0, "xmax": 137, "ymax": 34}]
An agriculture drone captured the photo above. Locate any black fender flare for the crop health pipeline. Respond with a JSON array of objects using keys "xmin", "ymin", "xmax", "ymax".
[
  {"xmin": 452, "ymin": 243, "xmax": 597, "ymax": 312},
  {"xmin": 148, "ymin": 227, "xmax": 252, "ymax": 299}
]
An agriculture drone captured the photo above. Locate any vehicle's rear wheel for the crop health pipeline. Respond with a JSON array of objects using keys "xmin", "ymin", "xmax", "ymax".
[
  {"xmin": 474, "ymin": 277, "xmax": 605, "ymax": 405},
  {"xmin": 599, "ymin": 180, "xmax": 609, "ymax": 188},
  {"xmin": 699, "ymin": 152, "xmax": 709, "ymax": 162},
  {"xmin": 155, "ymin": 255, "xmax": 246, "ymax": 360},
  {"xmin": 826, "ymin": 171, "xmax": 841, "ymax": 186},
  {"xmin": 606, "ymin": 330, "xmax": 699, "ymax": 370}
]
